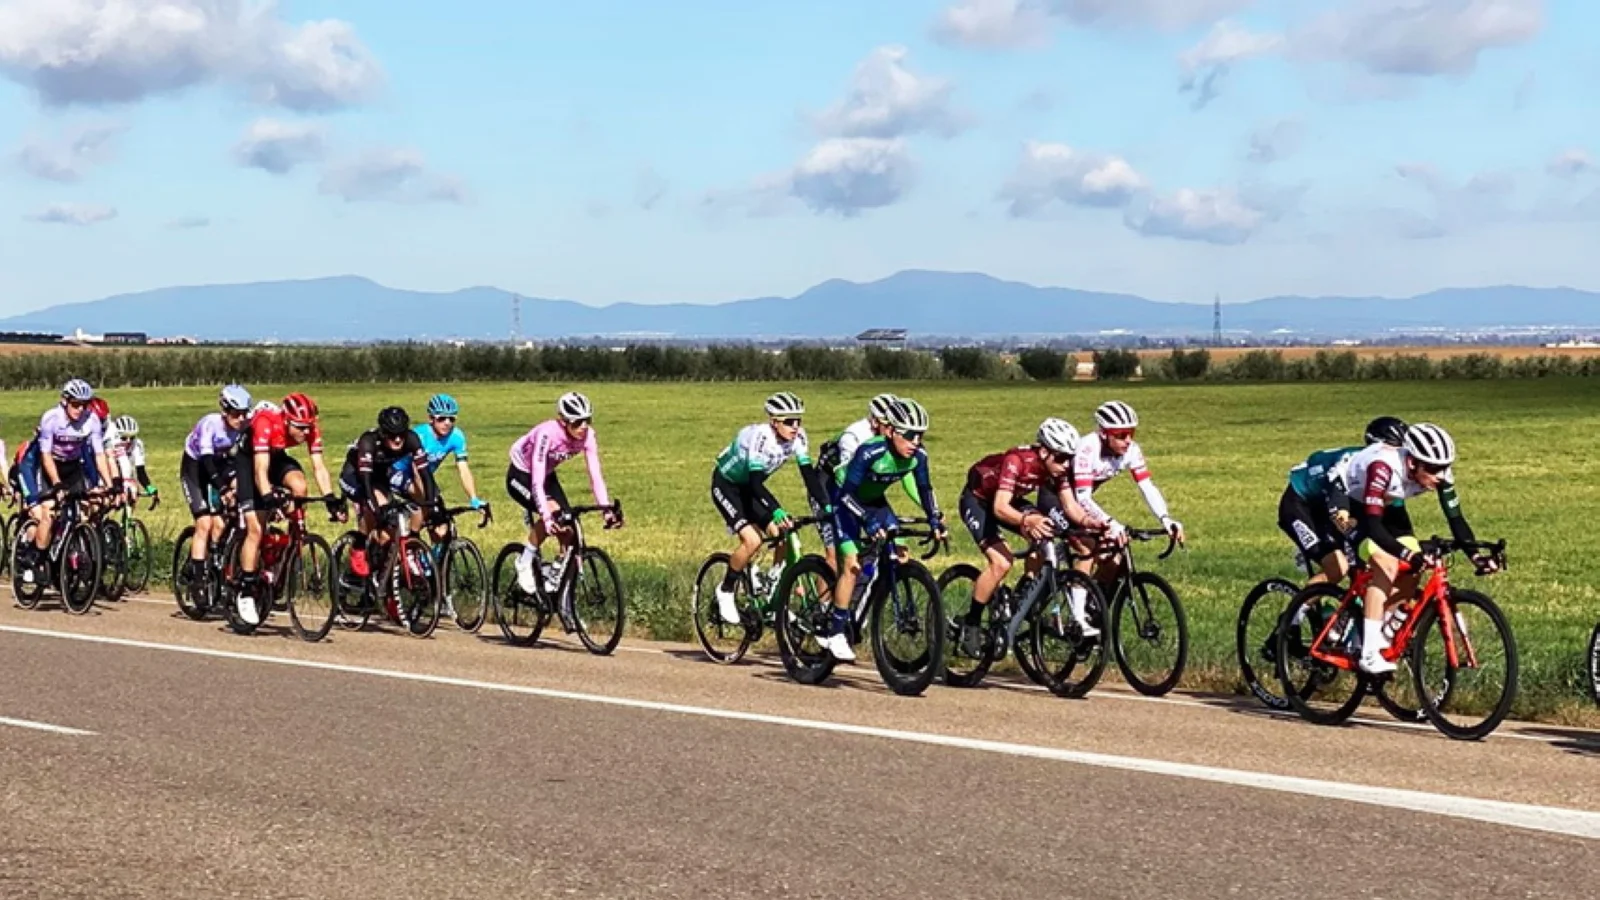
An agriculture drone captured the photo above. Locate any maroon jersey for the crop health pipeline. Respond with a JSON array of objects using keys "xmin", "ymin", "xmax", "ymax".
[{"xmin": 966, "ymin": 446, "xmax": 1065, "ymax": 502}]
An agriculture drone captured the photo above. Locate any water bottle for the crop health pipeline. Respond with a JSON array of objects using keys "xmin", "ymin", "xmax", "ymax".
[{"xmin": 1381, "ymin": 605, "xmax": 1410, "ymax": 643}]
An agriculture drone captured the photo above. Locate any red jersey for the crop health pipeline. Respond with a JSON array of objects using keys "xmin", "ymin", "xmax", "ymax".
[
  {"xmin": 250, "ymin": 407, "xmax": 323, "ymax": 455},
  {"xmin": 966, "ymin": 446, "xmax": 1066, "ymax": 502}
]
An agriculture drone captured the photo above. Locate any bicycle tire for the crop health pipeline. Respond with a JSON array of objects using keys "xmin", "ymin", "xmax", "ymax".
[
  {"xmin": 1589, "ymin": 621, "xmax": 1600, "ymax": 707},
  {"xmin": 216, "ymin": 532, "xmax": 266, "ymax": 636},
  {"xmin": 287, "ymin": 533, "xmax": 337, "ymax": 642},
  {"xmin": 573, "ymin": 546, "xmax": 625, "ymax": 655},
  {"xmin": 397, "ymin": 540, "xmax": 442, "ymax": 638},
  {"xmin": 1275, "ymin": 583, "xmax": 1367, "ymax": 726},
  {"xmin": 124, "ymin": 518, "xmax": 154, "ymax": 595},
  {"xmin": 869, "ymin": 559, "xmax": 943, "ymax": 697},
  {"xmin": 171, "ymin": 527, "xmax": 210, "ymax": 620},
  {"xmin": 59, "ymin": 523, "xmax": 103, "ymax": 615},
  {"xmin": 330, "ymin": 531, "xmax": 372, "ymax": 631},
  {"xmin": 97, "ymin": 518, "xmax": 127, "ymax": 601},
  {"xmin": 1030, "ymin": 569, "xmax": 1109, "ymax": 699},
  {"xmin": 491, "ymin": 543, "xmax": 548, "ymax": 646},
  {"xmin": 12, "ymin": 521, "xmax": 45, "ymax": 610},
  {"xmin": 1109, "ymin": 571, "xmax": 1189, "ymax": 696},
  {"xmin": 936, "ymin": 564, "xmax": 993, "ymax": 688},
  {"xmin": 773, "ymin": 555, "xmax": 839, "ymax": 686},
  {"xmin": 691, "ymin": 552, "xmax": 754, "ymax": 664},
  {"xmin": 0, "ymin": 511, "xmax": 12, "ymax": 577},
  {"xmin": 1410, "ymin": 588, "xmax": 1518, "ymax": 741},
  {"xmin": 1236, "ymin": 577, "xmax": 1301, "ymax": 711}
]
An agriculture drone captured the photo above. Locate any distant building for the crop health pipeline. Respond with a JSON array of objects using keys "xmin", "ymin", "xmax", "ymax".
[
  {"xmin": 856, "ymin": 328, "xmax": 908, "ymax": 351},
  {"xmin": 102, "ymin": 331, "xmax": 148, "ymax": 345}
]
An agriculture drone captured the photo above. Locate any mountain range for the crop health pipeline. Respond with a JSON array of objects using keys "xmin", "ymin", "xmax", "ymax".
[{"xmin": 2, "ymin": 271, "xmax": 1597, "ymax": 343}]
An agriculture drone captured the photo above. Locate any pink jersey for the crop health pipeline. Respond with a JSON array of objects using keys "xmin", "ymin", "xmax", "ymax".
[{"xmin": 508, "ymin": 419, "xmax": 610, "ymax": 518}]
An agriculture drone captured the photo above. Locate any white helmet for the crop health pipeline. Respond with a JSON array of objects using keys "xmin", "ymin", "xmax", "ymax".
[
  {"xmin": 1036, "ymin": 417, "xmax": 1080, "ymax": 455},
  {"xmin": 219, "ymin": 384, "xmax": 252, "ymax": 413},
  {"xmin": 764, "ymin": 391, "xmax": 805, "ymax": 418},
  {"xmin": 1095, "ymin": 400, "xmax": 1138, "ymax": 430},
  {"xmin": 61, "ymin": 378, "xmax": 94, "ymax": 401},
  {"xmin": 113, "ymin": 415, "xmax": 139, "ymax": 437},
  {"xmin": 867, "ymin": 393, "xmax": 898, "ymax": 423},
  {"xmin": 252, "ymin": 400, "xmax": 280, "ymax": 417},
  {"xmin": 1403, "ymin": 423, "xmax": 1456, "ymax": 467},
  {"xmin": 887, "ymin": 397, "xmax": 929, "ymax": 433},
  {"xmin": 556, "ymin": 391, "xmax": 593, "ymax": 422}
]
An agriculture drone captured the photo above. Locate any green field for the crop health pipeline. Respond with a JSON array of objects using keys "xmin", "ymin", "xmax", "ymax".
[{"xmin": 3, "ymin": 379, "xmax": 1597, "ymax": 722}]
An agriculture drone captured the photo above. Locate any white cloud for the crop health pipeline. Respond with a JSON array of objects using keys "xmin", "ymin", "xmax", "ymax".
[
  {"xmin": 233, "ymin": 118, "xmax": 325, "ymax": 174},
  {"xmin": 1125, "ymin": 187, "xmax": 1276, "ymax": 244},
  {"xmin": 813, "ymin": 45, "xmax": 967, "ymax": 139},
  {"xmin": 1297, "ymin": 0, "xmax": 1544, "ymax": 77},
  {"xmin": 318, "ymin": 148, "xmax": 467, "ymax": 204},
  {"xmin": 26, "ymin": 202, "xmax": 117, "ymax": 225},
  {"xmin": 0, "ymin": 1, "xmax": 382, "ymax": 111},
  {"xmin": 997, "ymin": 140, "xmax": 1148, "ymax": 216},
  {"xmin": 1392, "ymin": 162, "xmax": 1517, "ymax": 237},
  {"xmin": 932, "ymin": 0, "xmax": 1054, "ymax": 49},
  {"xmin": 933, "ymin": 0, "xmax": 1254, "ymax": 48},
  {"xmin": 788, "ymin": 138, "xmax": 914, "ymax": 216},
  {"xmin": 14, "ymin": 121, "xmax": 126, "ymax": 181},
  {"xmin": 1247, "ymin": 119, "xmax": 1304, "ymax": 164},
  {"xmin": 1059, "ymin": 0, "xmax": 1256, "ymax": 31},
  {"xmin": 1547, "ymin": 149, "xmax": 1594, "ymax": 179},
  {"xmin": 1178, "ymin": 21, "xmax": 1288, "ymax": 108}
]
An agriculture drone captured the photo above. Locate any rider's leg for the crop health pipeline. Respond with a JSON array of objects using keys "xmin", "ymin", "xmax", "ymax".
[
  {"xmin": 1065, "ymin": 535, "xmax": 1101, "ymax": 636},
  {"xmin": 971, "ymin": 542, "xmax": 1014, "ymax": 614},
  {"xmin": 1358, "ymin": 543, "xmax": 1405, "ymax": 673}
]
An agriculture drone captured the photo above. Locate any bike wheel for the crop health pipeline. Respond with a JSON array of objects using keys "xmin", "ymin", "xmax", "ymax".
[
  {"xmin": 287, "ymin": 533, "xmax": 337, "ymax": 642},
  {"xmin": 1109, "ymin": 571, "xmax": 1189, "ymax": 696},
  {"xmin": 691, "ymin": 552, "xmax": 754, "ymax": 664},
  {"xmin": 171, "ymin": 527, "xmax": 208, "ymax": 620},
  {"xmin": 570, "ymin": 547, "xmax": 625, "ymax": 655},
  {"xmin": 869, "ymin": 560, "xmax": 943, "ymax": 697},
  {"xmin": 1372, "ymin": 659, "xmax": 1438, "ymax": 724},
  {"xmin": 0, "ymin": 512, "xmax": 12, "ymax": 577},
  {"xmin": 1589, "ymin": 622, "xmax": 1600, "ymax": 707},
  {"xmin": 773, "ymin": 555, "xmax": 839, "ymax": 686},
  {"xmin": 937, "ymin": 564, "xmax": 994, "ymax": 688},
  {"xmin": 124, "ymin": 518, "xmax": 154, "ymax": 595},
  {"xmin": 97, "ymin": 519, "xmax": 127, "ymax": 601},
  {"xmin": 216, "ymin": 532, "xmax": 265, "ymax": 636},
  {"xmin": 330, "ymin": 531, "xmax": 371, "ymax": 631},
  {"xmin": 491, "ymin": 543, "xmax": 548, "ymax": 646},
  {"xmin": 12, "ymin": 521, "xmax": 45, "ymax": 610},
  {"xmin": 59, "ymin": 524, "xmax": 103, "ymax": 615},
  {"xmin": 1030, "ymin": 570, "xmax": 1109, "ymax": 699},
  {"xmin": 1236, "ymin": 578, "xmax": 1301, "ymax": 711},
  {"xmin": 395, "ymin": 541, "xmax": 442, "ymax": 638},
  {"xmin": 1275, "ymin": 584, "xmax": 1367, "ymax": 726},
  {"xmin": 1410, "ymin": 589, "xmax": 1518, "ymax": 741},
  {"xmin": 442, "ymin": 539, "xmax": 489, "ymax": 632}
]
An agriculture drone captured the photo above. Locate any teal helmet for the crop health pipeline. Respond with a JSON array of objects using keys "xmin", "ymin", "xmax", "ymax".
[{"xmin": 426, "ymin": 393, "xmax": 459, "ymax": 418}]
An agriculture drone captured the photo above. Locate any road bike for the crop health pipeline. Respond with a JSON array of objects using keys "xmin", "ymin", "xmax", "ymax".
[
  {"xmin": 772, "ymin": 517, "xmax": 947, "ymax": 697},
  {"xmin": 10, "ymin": 487, "xmax": 105, "ymax": 615},
  {"xmin": 96, "ymin": 491, "xmax": 158, "ymax": 601},
  {"xmin": 425, "ymin": 502, "xmax": 493, "ymax": 632},
  {"xmin": 1072, "ymin": 527, "xmax": 1188, "ymax": 696},
  {"xmin": 691, "ymin": 515, "xmax": 827, "ymax": 664},
  {"xmin": 490, "ymin": 502, "xmax": 626, "ymax": 655},
  {"xmin": 331, "ymin": 498, "xmax": 444, "ymax": 639},
  {"xmin": 1274, "ymin": 537, "xmax": 1515, "ymax": 741},
  {"xmin": 211, "ymin": 493, "xmax": 338, "ymax": 637}
]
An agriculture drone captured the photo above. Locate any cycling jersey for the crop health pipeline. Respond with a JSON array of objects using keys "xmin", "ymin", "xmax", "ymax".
[
  {"xmin": 250, "ymin": 406, "xmax": 323, "ymax": 456},
  {"xmin": 1288, "ymin": 445, "xmax": 1360, "ymax": 517},
  {"xmin": 413, "ymin": 423, "xmax": 468, "ymax": 474},
  {"xmin": 828, "ymin": 418, "xmax": 874, "ymax": 485},
  {"xmin": 966, "ymin": 446, "xmax": 1067, "ymax": 503},
  {"xmin": 1072, "ymin": 432, "xmax": 1171, "ymax": 526},
  {"xmin": 509, "ymin": 420, "xmax": 610, "ymax": 524},
  {"xmin": 37, "ymin": 405, "xmax": 103, "ymax": 464},
  {"xmin": 716, "ymin": 423, "xmax": 811, "ymax": 484},
  {"xmin": 185, "ymin": 413, "xmax": 245, "ymax": 461},
  {"xmin": 347, "ymin": 429, "xmax": 431, "ymax": 496},
  {"xmin": 834, "ymin": 437, "xmax": 941, "ymax": 537},
  {"xmin": 1344, "ymin": 443, "xmax": 1471, "ymax": 560}
]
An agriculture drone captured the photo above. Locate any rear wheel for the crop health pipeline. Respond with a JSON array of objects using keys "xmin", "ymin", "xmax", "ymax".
[
  {"xmin": 287, "ymin": 533, "xmax": 336, "ymax": 642},
  {"xmin": 1275, "ymin": 584, "xmax": 1367, "ymax": 726},
  {"xmin": 330, "ymin": 531, "xmax": 371, "ymax": 631},
  {"xmin": 1236, "ymin": 577, "xmax": 1301, "ymax": 711},
  {"xmin": 1109, "ymin": 572, "xmax": 1188, "ymax": 696},
  {"xmin": 692, "ymin": 552, "xmax": 754, "ymax": 664},
  {"xmin": 870, "ymin": 560, "xmax": 943, "ymax": 697},
  {"xmin": 123, "ymin": 518, "xmax": 154, "ymax": 594},
  {"xmin": 1410, "ymin": 589, "xmax": 1518, "ymax": 741},
  {"xmin": 97, "ymin": 519, "xmax": 127, "ymax": 601},
  {"xmin": 171, "ymin": 527, "xmax": 210, "ymax": 620},
  {"xmin": 59, "ymin": 523, "xmax": 103, "ymax": 615},
  {"xmin": 216, "ymin": 532, "xmax": 266, "ymax": 636},
  {"xmin": 573, "ymin": 547, "xmax": 625, "ymax": 655},
  {"xmin": 1588, "ymin": 622, "xmax": 1600, "ymax": 707},
  {"xmin": 773, "ymin": 555, "xmax": 839, "ymax": 686},
  {"xmin": 491, "ymin": 543, "xmax": 548, "ymax": 646}
]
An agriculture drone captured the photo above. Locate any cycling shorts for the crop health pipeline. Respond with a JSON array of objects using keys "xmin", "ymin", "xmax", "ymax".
[
  {"xmin": 506, "ymin": 464, "xmax": 568, "ymax": 524},
  {"xmin": 709, "ymin": 470, "xmax": 772, "ymax": 535},
  {"xmin": 179, "ymin": 454, "xmax": 229, "ymax": 517},
  {"xmin": 958, "ymin": 489, "xmax": 1036, "ymax": 549},
  {"xmin": 1278, "ymin": 486, "xmax": 1346, "ymax": 575},
  {"xmin": 237, "ymin": 450, "xmax": 304, "ymax": 513}
]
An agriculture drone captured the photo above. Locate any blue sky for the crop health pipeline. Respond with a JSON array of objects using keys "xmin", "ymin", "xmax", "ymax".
[{"xmin": 0, "ymin": 0, "xmax": 1594, "ymax": 314}]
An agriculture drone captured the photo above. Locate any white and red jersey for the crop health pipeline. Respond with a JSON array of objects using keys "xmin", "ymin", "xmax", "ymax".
[
  {"xmin": 1344, "ymin": 443, "xmax": 1450, "ymax": 514},
  {"xmin": 1072, "ymin": 432, "xmax": 1171, "ymax": 526}
]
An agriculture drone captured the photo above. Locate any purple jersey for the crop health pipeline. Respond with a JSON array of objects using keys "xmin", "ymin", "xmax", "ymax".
[
  {"xmin": 37, "ymin": 405, "xmax": 103, "ymax": 463},
  {"xmin": 185, "ymin": 412, "xmax": 244, "ymax": 460}
]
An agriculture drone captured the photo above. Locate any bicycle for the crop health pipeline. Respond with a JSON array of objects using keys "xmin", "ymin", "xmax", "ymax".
[
  {"xmin": 938, "ymin": 535, "xmax": 1109, "ymax": 697},
  {"xmin": 1274, "ymin": 537, "xmax": 1515, "ymax": 741},
  {"xmin": 330, "ymin": 498, "xmax": 444, "ymax": 639},
  {"xmin": 772, "ymin": 517, "xmax": 947, "ymax": 697},
  {"xmin": 425, "ymin": 501, "xmax": 494, "ymax": 632},
  {"xmin": 172, "ymin": 498, "xmax": 244, "ymax": 622},
  {"xmin": 691, "ymin": 515, "xmax": 827, "ymax": 665},
  {"xmin": 490, "ymin": 502, "xmax": 626, "ymax": 655},
  {"xmin": 10, "ymin": 486, "xmax": 105, "ymax": 615},
  {"xmin": 96, "ymin": 490, "xmax": 159, "ymax": 601},
  {"xmin": 1071, "ymin": 527, "xmax": 1188, "ymax": 696},
  {"xmin": 212, "ymin": 493, "xmax": 338, "ymax": 637}
]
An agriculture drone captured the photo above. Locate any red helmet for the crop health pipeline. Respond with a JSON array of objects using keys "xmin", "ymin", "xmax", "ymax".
[
  {"xmin": 87, "ymin": 397, "xmax": 110, "ymax": 421},
  {"xmin": 282, "ymin": 392, "xmax": 318, "ymax": 426}
]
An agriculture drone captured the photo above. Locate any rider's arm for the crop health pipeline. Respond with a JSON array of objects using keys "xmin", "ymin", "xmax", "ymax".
[
  {"xmin": 356, "ymin": 435, "xmax": 384, "ymax": 505},
  {"xmin": 131, "ymin": 439, "xmax": 152, "ymax": 490},
  {"xmin": 1054, "ymin": 484, "xmax": 1103, "ymax": 529},
  {"xmin": 1071, "ymin": 444, "xmax": 1114, "ymax": 527},
  {"xmin": 796, "ymin": 459, "xmax": 830, "ymax": 520},
  {"xmin": 451, "ymin": 430, "xmax": 480, "ymax": 501},
  {"xmin": 1358, "ymin": 461, "xmax": 1418, "ymax": 564},
  {"xmin": 529, "ymin": 428, "xmax": 554, "ymax": 522},
  {"xmin": 1125, "ymin": 445, "xmax": 1173, "ymax": 524},
  {"xmin": 411, "ymin": 436, "xmax": 438, "ymax": 502},
  {"xmin": 835, "ymin": 447, "xmax": 873, "ymax": 519},
  {"xmin": 0, "ymin": 438, "xmax": 8, "ymax": 481},
  {"xmin": 582, "ymin": 428, "xmax": 612, "ymax": 507},
  {"xmin": 910, "ymin": 452, "xmax": 941, "ymax": 527},
  {"xmin": 1437, "ymin": 480, "xmax": 1476, "ymax": 544}
]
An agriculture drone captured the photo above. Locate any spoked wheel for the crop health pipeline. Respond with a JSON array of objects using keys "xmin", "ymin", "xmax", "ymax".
[
  {"xmin": 123, "ymin": 518, "xmax": 154, "ymax": 595},
  {"xmin": 171, "ymin": 527, "xmax": 211, "ymax": 620},
  {"xmin": 1236, "ymin": 577, "xmax": 1301, "ymax": 711},
  {"xmin": 216, "ymin": 533, "xmax": 267, "ymax": 636},
  {"xmin": 0, "ymin": 512, "xmax": 12, "ymax": 577},
  {"xmin": 691, "ymin": 552, "xmax": 755, "ymax": 664},
  {"xmin": 287, "ymin": 533, "xmax": 337, "ymax": 642},
  {"xmin": 442, "ymin": 539, "xmax": 489, "ymax": 632},
  {"xmin": 1410, "ymin": 589, "xmax": 1518, "ymax": 741},
  {"xmin": 773, "ymin": 555, "xmax": 840, "ymax": 686},
  {"xmin": 1030, "ymin": 570, "xmax": 1109, "ymax": 699},
  {"xmin": 570, "ymin": 547, "xmax": 625, "ymax": 655},
  {"xmin": 1275, "ymin": 584, "xmax": 1367, "ymax": 726},
  {"xmin": 937, "ymin": 564, "xmax": 994, "ymax": 688},
  {"xmin": 59, "ymin": 523, "xmax": 103, "ymax": 615},
  {"xmin": 12, "ymin": 521, "xmax": 46, "ymax": 610},
  {"xmin": 869, "ymin": 560, "xmax": 943, "ymax": 697},
  {"xmin": 1588, "ymin": 622, "xmax": 1600, "ymax": 707},
  {"xmin": 394, "ymin": 541, "xmax": 442, "ymax": 638},
  {"xmin": 491, "ymin": 543, "xmax": 549, "ymax": 646},
  {"xmin": 330, "ymin": 531, "xmax": 372, "ymax": 631},
  {"xmin": 97, "ymin": 519, "xmax": 127, "ymax": 602},
  {"xmin": 1109, "ymin": 572, "xmax": 1189, "ymax": 696},
  {"xmin": 1372, "ymin": 658, "xmax": 1439, "ymax": 724}
]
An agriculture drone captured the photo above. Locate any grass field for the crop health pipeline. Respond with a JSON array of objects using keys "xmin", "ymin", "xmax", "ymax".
[{"xmin": 3, "ymin": 379, "xmax": 1597, "ymax": 723}]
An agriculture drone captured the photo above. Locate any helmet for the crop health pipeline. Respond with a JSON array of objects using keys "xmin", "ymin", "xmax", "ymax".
[
  {"xmin": 112, "ymin": 415, "xmax": 139, "ymax": 437},
  {"xmin": 1095, "ymin": 401, "xmax": 1138, "ymax": 430},
  {"xmin": 1403, "ymin": 423, "xmax": 1456, "ymax": 467},
  {"xmin": 1364, "ymin": 415, "xmax": 1408, "ymax": 447},
  {"xmin": 1036, "ymin": 417, "xmax": 1081, "ymax": 455},
  {"xmin": 283, "ymin": 392, "xmax": 318, "ymax": 426},
  {"xmin": 427, "ymin": 393, "xmax": 459, "ymax": 418},
  {"xmin": 887, "ymin": 398, "xmax": 929, "ymax": 433},
  {"xmin": 253, "ymin": 400, "xmax": 280, "ymax": 417},
  {"xmin": 377, "ymin": 406, "xmax": 411, "ymax": 437},
  {"xmin": 867, "ymin": 393, "xmax": 899, "ymax": 423},
  {"xmin": 219, "ymin": 384, "xmax": 252, "ymax": 413},
  {"xmin": 60, "ymin": 378, "xmax": 93, "ymax": 402},
  {"xmin": 763, "ymin": 391, "xmax": 805, "ymax": 418},
  {"xmin": 556, "ymin": 391, "xmax": 593, "ymax": 423},
  {"xmin": 87, "ymin": 397, "xmax": 109, "ymax": 421}
]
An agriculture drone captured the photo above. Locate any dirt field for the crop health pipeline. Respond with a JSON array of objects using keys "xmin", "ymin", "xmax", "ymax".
[{"xmin": 1138, "ymin": 345, "xmax": 1600, "ymax": 363}]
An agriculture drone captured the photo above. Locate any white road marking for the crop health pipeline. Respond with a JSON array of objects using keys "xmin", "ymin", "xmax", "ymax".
[
  {"xmin": 0, "ymin": 715, "xmax": 95, "ymax": 736},
  {"xmin": 2, "ymin": 623, "xmax": 1596, "ymax": 841}
]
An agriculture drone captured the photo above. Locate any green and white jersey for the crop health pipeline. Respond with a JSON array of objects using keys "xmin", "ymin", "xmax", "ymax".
[{"xmin": 715, "ymin": 423, "xmax": 812, "ymax": 485}]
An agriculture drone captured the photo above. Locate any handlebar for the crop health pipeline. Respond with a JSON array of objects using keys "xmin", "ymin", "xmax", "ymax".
[
  {"xmin": 763, "ymin": 515, "xmax": 822, "ymax": 546},
  {"xmin": 1420, "ymin": 536, "xmax": 1507, "ymax": 574},
  {"xmin": 1064, "ymin": 526, "xmax": 1180, "ymax": 560},
  {"xmin": 434, "ymin": 503, "xmax": 494, "ymax": 529},
  {"xmin": 560, "ymin": 500, "xmax": 625, "ymax": 529}
]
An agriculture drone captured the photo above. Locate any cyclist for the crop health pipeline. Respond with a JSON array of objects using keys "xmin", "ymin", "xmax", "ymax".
[
  {"xmin": 342, "ymin": 406, "xmax": 435, "ymax": 583},
  {"xmin": 236, "ymin": 392, "xmax": 340, "ymax": 625},
  {"xmin": 1279, "ymin": 416, "xmax": 1407, "ymax": 587},
  {"xmin": 179, "ymin": 385, "xmax": 253, "ymax": 584},
  {"xmin": 708, "ymin": 391, "xmax": 830, "ymax": 626},
  {"xmin": 1343, "ymin": 422, "xmax": 1489, "ymax": 675},
  {"xmin": 823, "ymin": 397, "xmax": 947, "ymax": 662},
  {"xmin": 413, "ymin": 393, "xmax": 484, "ymax": 516},
  {"xmin": 506, "ymin": 391, "xmax": 621, "ymax": 595},
  {"xmin": 16, "ymin": 379, "xmax": 115, "ymax": 583},
  {"xmin": 956, "ymin": 417, "xmax": 1106, "ymax": 655},
  {"xmin": 1069, "ymin": 401, "xmax": 1184, "ymax": 637},
  {"xmin": 104, "ymin": 415, "xmax": 157, "ymax": 505}
]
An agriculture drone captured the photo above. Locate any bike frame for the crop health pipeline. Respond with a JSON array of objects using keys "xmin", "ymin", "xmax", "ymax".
[
  {"xmin": 840, "ymin": 518, "xmax": 944, "ymax": 641},
  {"xmin": 541, "ymin": 501, "xmax": 622, "ymax": 606}
]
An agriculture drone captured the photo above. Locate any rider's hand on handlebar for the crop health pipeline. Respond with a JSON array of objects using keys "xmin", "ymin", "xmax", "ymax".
[
  {"xmin": 1471, "ymin": 552, "xmax": 1501, "ymax": 576},
  {"xmin": 1161, "ymin": 516, "xmax": 1186, "ymax": 546},
  {"xmin": 602, "ymin": 507, "xmax": 623, "ymax": 529}
]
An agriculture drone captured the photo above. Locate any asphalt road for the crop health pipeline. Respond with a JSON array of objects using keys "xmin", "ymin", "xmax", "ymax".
[{"xmin": 1, "ymin": 594, "xmax": 1596, "ymax": 899}]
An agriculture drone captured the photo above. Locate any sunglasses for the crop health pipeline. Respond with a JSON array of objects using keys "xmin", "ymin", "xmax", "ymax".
[
  {"xmin": 1048, "ymin": 451, "xmax": 1073, "ymax": 465},
  {"xmin": 1416, "ymin": 461, "xmax": 1448, "ymax": 475},
  {"xmin": 775, "ymin": 418, "xmax": 802, "ymax": 428},
  {"xmin": 65, "ymin": 399, "xmax": 86, "ymax": 409},
  {"xmin": 895, "ymin": 428, "xmax": 925, "ymax": 443},
  {"xmin": 1103, "ymin": 429, "xmax": 1135, "ymax": 440},
  {"xmin": 432, "ymin": 416, "xmax": 456, "ymax": 424},
  {"xmin": 288, "ymin": 420, "xmax": 312, "ymax": 431},
  {"xmin": 566, "ymin": 418, "xmax": 591, "ymax": 428}
]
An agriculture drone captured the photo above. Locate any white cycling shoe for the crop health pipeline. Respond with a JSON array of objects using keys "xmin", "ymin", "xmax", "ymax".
[
  {"xmin": 819, "ymin": 632, "xmax": 856, "ymax": 662},
  {"xmin": 513, "ymin": 554, "xmax": 538, "ymax": 595},
  {"xmin": 715, "ymin": 587, "xmax": 742, "ymax": 625}
]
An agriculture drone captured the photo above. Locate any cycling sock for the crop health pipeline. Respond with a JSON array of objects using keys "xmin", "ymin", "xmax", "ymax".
[
  {"xmin": 719, "ymin": 568, "xmax": 741, "ymax": 593},
  {"xmin": 1362, "ymin": 618, "xmax": 1384, "ymax": 654},
  {"xmin": 829, "ymin": 607, "xmax": 851, "ymax": 635},
  {"xmin": 1068, "ymin": 585, "xmax": 1089, "ymax": 619},
  {"xmin": 963, "ymin": 602, "xmax": 986, "ymax": 626},
  {"xmin": 518, "ymin": 545, "xmax": 536, "ymax": 567}
]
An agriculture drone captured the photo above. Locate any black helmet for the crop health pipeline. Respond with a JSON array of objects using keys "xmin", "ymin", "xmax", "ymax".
[
  {"xmin": 377, "ymin": 406, "xmax": 411, "ymax": 437},
  {"xmin": 1364, "ymin": 416, "xmax": 1408, "ymax": 447}
]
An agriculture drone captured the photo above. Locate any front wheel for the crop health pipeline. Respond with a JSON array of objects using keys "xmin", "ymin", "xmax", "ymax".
[
  {"xmin": 1236, "ymin": 577, "xmax": 1301, "ymax": 711},
  {"xmin": 691, "ymin": 552, "xmax": 754, "ymax": 664},
  {"xmin": 287, "ymin": 533, "xmax": 337, "ymax": 642},
  {"xmin": 1109, "ymin": 571, "xmax": 1188, "ymax": 696},
  {"xmin": 773, "ymin": 555, "xmax": 839, "ymax": 686},
  {"xmin": 869, "ymin": 560, "xmax": 943, "ymax": 697},
  {"xmin": 442, "ymin": 539, "xmax": 489, "ymax": 632},
  {"xmin": 12, "ymin": 521, "xmax": 45, "ymax": 610},
  {"xmin": 394, "ymin": 540, "xmax": 442, "ymax": 638},
  {"xmin": 573, "ymin": 547, "xmax": 625, "ymax": 655},
  {"xmin": 1588, "ymin": 621, "xmax": 1600, "ymax": 707},
  {"xmin": 1410, "ymin": 589, "xmax": 1518, "ymax": 741},
  {"xmin": 59, "ymin": 523, "xmax": 103, "ymax": 615},
  {"xmin": 1030, "ymin": 569, "xmax": 1109, "ymax": 699}
]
